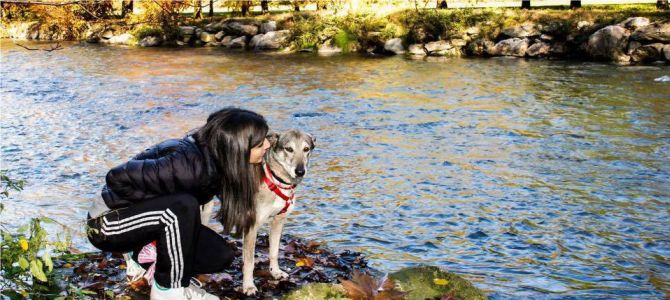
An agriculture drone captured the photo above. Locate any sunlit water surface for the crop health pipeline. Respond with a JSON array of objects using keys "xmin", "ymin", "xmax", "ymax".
[{"xmin": 2, "ymin": 41, "xmax": 669, "ymax": 298}]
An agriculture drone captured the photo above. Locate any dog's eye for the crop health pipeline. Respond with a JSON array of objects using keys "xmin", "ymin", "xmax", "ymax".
[
  {"xmin": 285, "ymin": 147, "xmax": 293, "ymax": 153},
  {"xmin": 303, "ymin": 147, "xmax": 310, "ymax": 152}
]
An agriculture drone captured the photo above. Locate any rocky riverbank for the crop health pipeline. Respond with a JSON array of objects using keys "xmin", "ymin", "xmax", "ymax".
[{"xmin": 2, "ymin": 8, "xmax": 670, "ymax": 65}]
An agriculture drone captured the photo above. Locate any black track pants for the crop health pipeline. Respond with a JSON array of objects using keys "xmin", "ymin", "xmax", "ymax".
[{"xmin": 86, "ymin": 193, "xmax": 235, "ymax": 288}]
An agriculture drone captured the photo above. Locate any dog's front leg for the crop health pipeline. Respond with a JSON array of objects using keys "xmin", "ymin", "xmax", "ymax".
[
  {"xmin": 242, "ymin": 224, "xmax": 259, "ymax": 296},
  {"xmin": 269, "ymin": 214, "xmax": 289, "ymax": 280}
]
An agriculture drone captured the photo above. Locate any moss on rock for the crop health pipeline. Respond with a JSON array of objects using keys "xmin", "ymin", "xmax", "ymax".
[
  {"xmin": 390, "ymin": 265, "xmax": 487, "ymax": 300},
  {"xmin": 283, "ymin": 283, "xmax": 348, "ymax": 300}
]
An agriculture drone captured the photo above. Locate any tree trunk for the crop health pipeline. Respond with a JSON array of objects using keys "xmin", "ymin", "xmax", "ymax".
[
  {"xmin": 293, "ymin": 2, "xmax": 300, "ymax": 12},
  {"xmin": 0, "ymin": 1, "xmax": 5, "ymax": 20},
  {"xmin": 658, "ymin": 0, "xmax": 669, "ymax": 9},
  {"xmin": 570, "ymin": 0, "xmax": 581, "ymax": 9},
  {"xmin": 241, "ymin": 0, "xmax": 251, "ymax": 16},
  {"xmin": 437, "ymin": 0, "xmax": 447, "ymax": 9},
  {"xmin": 121, "ymin": 0, "xmax": 133, "ymax": 17},
  {"xmin": 521, "ymin": 0, "xmax": 530, "ymax": 9},
  {"xmin": 208, "ymin": 0, "xmax": 213, "ymax": 17},
  {"xmin": 193, "ymin": 0, "xmax": 202, "ymax": 19},
  {"xmin": 261, "ymin": 0, "xmax": 268, "ymax": 14}
]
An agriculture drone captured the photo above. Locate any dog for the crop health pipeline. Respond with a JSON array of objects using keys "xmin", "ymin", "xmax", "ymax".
[{"xmin": 200, "ymin": 129, "xmax": 316, "ymax": 296}]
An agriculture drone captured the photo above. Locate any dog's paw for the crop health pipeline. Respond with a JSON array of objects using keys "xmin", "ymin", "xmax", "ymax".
[
  {"xmin": 270, "ymin": 268, "xmax": 289, "ymax": 280},
  {"xmin": 242, "ymin": 283, "xmax": 258, "ymax": 296}
]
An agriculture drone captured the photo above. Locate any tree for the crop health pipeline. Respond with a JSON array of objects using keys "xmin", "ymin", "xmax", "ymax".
[
  {"xmin": 570, "ymin": 0, "xmax": 581, "ymax": 9},
  {"xmin": 240, "ymin": 0, "xmax": 251, "ymax": 16},
  {"xmin": 121, "ymin": 0, "xmax": 133, "ymax": 17},
  {"xmin": 209, "ymin": 0, "xmax": 213, "ymax": 16},
  {"xmin": 436, "ymin": 0, "xmax": 447, "ymax": 9},
  {"xmin": 261, "ymin": 0, "xmax": 268, "ymax": 14},
  {"xmin": 658, "ymin": 0, "xmax": 669, "ymax": 9},
  {"xmin": 521, "ymin": 0, "xmax": 530, "ymax": 9},
  {"xmin": 193, "ymin": 0, "xmax": 202, "ymax": 18}
]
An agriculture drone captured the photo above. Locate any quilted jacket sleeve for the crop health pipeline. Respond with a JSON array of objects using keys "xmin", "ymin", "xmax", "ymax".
[{"xmin": 100, "ymin": 140, "xmax": 202, "ymax": 208}]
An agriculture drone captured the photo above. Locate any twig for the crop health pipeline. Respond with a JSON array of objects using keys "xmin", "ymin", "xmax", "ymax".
[{"xmin": 13, "ymin": 42, "xmax": 63, "ymax": 52}]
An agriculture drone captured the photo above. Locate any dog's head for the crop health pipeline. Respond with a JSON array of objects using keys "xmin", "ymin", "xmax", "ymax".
[{"xmin": 266, "ymin": 129, "xmax": 316, "ymax": 184}]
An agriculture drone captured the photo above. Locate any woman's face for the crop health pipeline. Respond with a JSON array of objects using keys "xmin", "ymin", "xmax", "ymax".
[{"xmin": 250, "ymin": 138, "xmax": 271, "ymax": 164}]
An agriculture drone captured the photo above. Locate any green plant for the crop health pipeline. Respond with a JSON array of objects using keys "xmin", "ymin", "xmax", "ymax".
[
  {"xmin": 0, "ymin": 171, "xmax": 72, "ymax": 298},
  {"xmin": 132, "ymin": 25, "xmax": 164, "ymax": 41}
]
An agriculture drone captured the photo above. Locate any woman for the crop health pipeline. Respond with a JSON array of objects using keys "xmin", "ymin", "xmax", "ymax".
[{"xmin": 86, "ymin": 107, "xmax": 271, "ymax": 300}]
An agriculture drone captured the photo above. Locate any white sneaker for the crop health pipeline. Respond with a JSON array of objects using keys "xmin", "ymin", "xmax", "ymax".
[{"xmin": 150, "ymin": 279, "xmax": 219, "ymax": 300}]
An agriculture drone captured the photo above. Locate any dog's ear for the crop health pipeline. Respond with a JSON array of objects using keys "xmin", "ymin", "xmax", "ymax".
[
  {"xmin": 307, "ymin": 133, "xmax": 316, "ymax": 150},
  {"xmin": 267, "ymin": 131, "xmax": 280, "ymax": 148}
]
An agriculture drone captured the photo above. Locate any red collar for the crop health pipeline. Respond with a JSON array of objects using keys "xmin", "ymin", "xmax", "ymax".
[{"xmin": 263, "ymin": 163, "xmax": 295, "ymax": 214}]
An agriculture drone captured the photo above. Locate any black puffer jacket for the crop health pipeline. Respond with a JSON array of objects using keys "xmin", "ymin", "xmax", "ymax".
[{"xmin": 101, "ymin": 135, "xmax": 221, "ymax": 209}]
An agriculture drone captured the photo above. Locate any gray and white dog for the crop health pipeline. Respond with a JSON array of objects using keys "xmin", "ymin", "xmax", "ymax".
[{"xmin": 200, "ymin": 129, "xmax": 316, "ymax": 296}]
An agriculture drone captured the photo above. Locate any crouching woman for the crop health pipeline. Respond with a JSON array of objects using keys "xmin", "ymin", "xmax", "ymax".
[{"xmin": 86, "ymin": 108, "xmax": 271, "ymax": 299}]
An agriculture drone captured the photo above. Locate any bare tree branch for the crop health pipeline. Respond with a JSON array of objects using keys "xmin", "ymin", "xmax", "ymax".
[
  {"xmin": 1, "ymin": 0, "xmax": 81, "ymax": 7},
  {"xmin": 13, "ymin": 42, "xmax": 63, "ymax": 52}
]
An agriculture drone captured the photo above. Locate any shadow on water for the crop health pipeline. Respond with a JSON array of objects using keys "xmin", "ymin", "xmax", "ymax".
[{"xmin": 2, "ymin": 41, "xmax": 670, "ymax": 298}]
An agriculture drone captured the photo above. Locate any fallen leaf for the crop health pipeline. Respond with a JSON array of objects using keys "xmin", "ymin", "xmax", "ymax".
[
  {"xmin": 295, "ymin": 257, "xmax": 314, "ymax": 268},
  {"xmin": 433, "ymin": 278, "xmax": 449, "ymax": 285}
]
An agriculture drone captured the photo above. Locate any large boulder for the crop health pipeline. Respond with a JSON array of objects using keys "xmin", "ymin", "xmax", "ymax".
[
  {"xmin": 204, "ymin": 21, "xmax": 225, "ymax": 33},
  {"xmin": 221, "ymin": 35, "xmax": 235, "ymax": 47},
  {"xmin": 424, "ymin": 40, "xmax": 453, "ymax": 56},
  {"xmin": 139, "ymin": 36, "xmax": 162, "ymax": 47},
  {"xmin": 384, "ymin": 38, "xmax": 405, "ymax": 54},
  {"xmin": 467, "ymin": 39, "xmax": 495, "ymax": 56},
  {"xmin": 228, "ymin": 36, "xmax": 247, "ymax": 48},
  {"xmin": 586, "ymin": 25, "xmax": 630, "ymax": 63},
  {"xmin": 200, "ymin": 31, "xmax": 217, "ymax": 43},
  {"xmin": 260, "ymin": 21, "xmax": 277, "ymax": 34},
  {"xmin": 619, "ymin": 17, "xmax": 650, "ymax": 31},
  {"xmin": 631, "ymin": 22, "xmax": 670, "ymax": 43},
  {"xmin": 408, "ymin": 44, "xmax": 426, "ymax": 56},
  {"xmin": 318, "ymin": 39, "xmax": 343, "ymax": 55},
  {"xmin": 179, "ymin": 26, "xmax": 196, "ymax": 36},
  {"xmin": 249, "ymin": 30, "xmax": 290, "ymax": 50},
  {"xmin": 502, "ymin": 23, "xmax": 540, "ymax": 38},
  {"xmin": 630, "ymin": 43, "xmax": 665, "ymax": 63},
  {"xmin": 490, "ymin": 38, "xmax": 529, "ymax": 57},
  {"xmin": 526, "ymin": 41, "xmax": 551, "ymax": 57},
  {"xmin": 223, "ymin": 22, "xmax": 258, "ymax": 36},
  {"xmin": 390, "ymin": 266, "xmax": 487, "ymax": 300},
  {"xmin": 102, "ymin": 33, "xmax": 136, "ymax": 45}
]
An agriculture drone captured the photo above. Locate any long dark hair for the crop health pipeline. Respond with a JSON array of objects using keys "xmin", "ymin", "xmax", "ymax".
[{"xmin": 194, "ymin": 107, "xmax": 268, "ymax": 236}]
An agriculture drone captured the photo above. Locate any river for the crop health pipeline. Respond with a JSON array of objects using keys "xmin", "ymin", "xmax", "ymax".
[{"xmin": 1, "ymin": 40, "xmax": 669, "ymax": 298}]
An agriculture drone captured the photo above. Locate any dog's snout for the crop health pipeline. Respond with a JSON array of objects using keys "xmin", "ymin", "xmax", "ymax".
[{"xmin": 295, "ymin": 168, "xmax": 305, "ymax": 177}]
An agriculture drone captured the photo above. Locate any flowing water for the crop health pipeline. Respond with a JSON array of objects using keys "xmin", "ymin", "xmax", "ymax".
[{"xmin": 2, "ymin": 41, "xmax": 669, "ymax": 299}]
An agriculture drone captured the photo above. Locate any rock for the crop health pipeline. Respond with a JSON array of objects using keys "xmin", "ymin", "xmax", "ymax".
[
  {"xmin": 491, "ymin": 38, "xmax": 529, "ymax": 57},
  {"xmin": 526, "ymin": 41, "xmax": 551, "ymax": 57},
  {"xmin": 619, "ymin": 17, "xmax": 650, "ymax": 31},
  {"xmin": 221, "ymin": 35, "xmax": 235, "ymax": 47},
  {"xmin": 465, "ymin": 26, "xmax": 481, "ymax": 36},
  {"xmin": 204, "ymin": 21, "xmax": 225, "ymax": 33},
  {"xmin": 260, "ymin": 21, "xmax": 277, "ymax": 34},
  {"xmin": 103, "ymin": 33, "xmax": 136, "ymax": 45},
  {"xmin": 223, "ymin": 22, "xmax": 258, "ymax": 36},
  {"xmin": 179, "ymin": 26, "xmax": 196, "ymax": 36},
  {"xmin": 631, "ymin": 22, "xmax": 670, "ymax": 43},
  {"xmin": 84, "ymin": 23, "xmax": 105, "ymax": 43},
  {"xmin": 450, "ymin": 38, "xmax": 467, "ymax": 47},
  {"xmin": 550, "ymin": 42, "xmax": 568, "ymax": 56},
  {"xmin": 664, "ymin": 44, "xmax": 670, "ymax": 61},
  {"xmin": 408, "ymin": 44, "xmax": 426, "ymax": 56},
  {"xmin": 383, "ymin": 38, "xmax": 405, "ymax": 54},
  {"xmin": 139, "ymin": 36, "xmax": 162, "ymax": 47},
  {"xmin": 390, "ymin": 266, "xmax": 487, "ymax": 300},
  {"xmin": 318, "ymin": 39, "xmax": 343, "ymax": 54},
  {"xmin": 101, "ymin": 29, "xmax": 114, "ymax": 40},
  {"xmin": 228, "ymin": 36, "xmax": 247, "ymax": 48},
  {"xmin": 577, "ymin": 21, "xmax": 593, "ymax": 31},
  {"xmin": 627, "ymin": 40, "xmax": 642, "ymax": 55},
  {"xmin": 541, "ymin": 22, "xmax": 563, "ymax": 35},
  {"xmin": 215, "ymin": 31, "xmax": 225, "ymax": 41},
  {"xmin": 250, "ymin": 30, "xmax": 290, "ymax": 50},
  {"xmin": 424, "ymin": 40, "xmax": 453, "ymax": 56},
  {"xmin": 586, "ymin": 25, "xmax": 630, "ymax": 63},
  {"xmin": 502, "ymin": 23, "xmax": 540, "ymax": 38},
  {"xmin": 630, "ymin": 43, "xmax": 665, "ymax": 62},
  {"xmin": 205, "ymin": 41, "xmax": 221, "ymax": 47},
  {"xmin": 200, "ymin": 31, "xmax": 217, "ymax": 43},
  {"xmin": 468, "ymin": 39, "xmax": 495, "ymax": 56},
  {"xmin": 540, "ymin": 34, "xmax": 554, "ymax": 41},
  {"xmin": 283, "ymin": 283, "xmax": 348, "ymax": 300}
]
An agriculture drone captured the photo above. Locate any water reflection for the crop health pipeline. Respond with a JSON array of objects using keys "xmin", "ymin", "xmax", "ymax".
[{"xmin": 1, "ymin": 41, "xmax": 669, "ymax": 298}]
